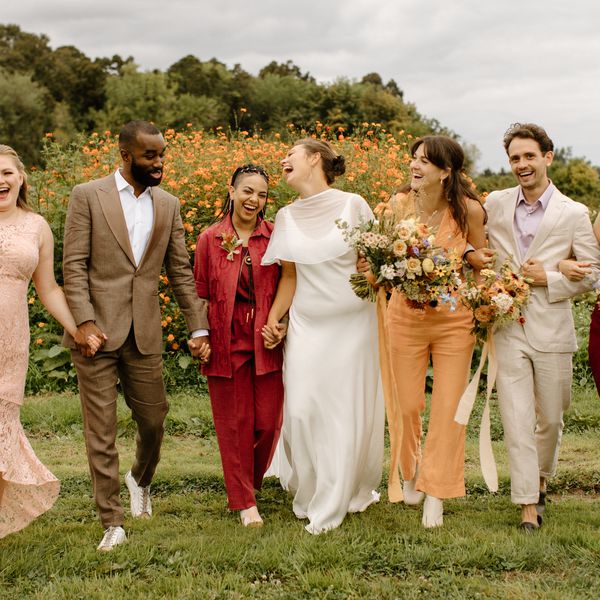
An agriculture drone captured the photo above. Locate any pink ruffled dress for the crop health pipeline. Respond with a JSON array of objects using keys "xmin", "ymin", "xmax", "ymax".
[{"xmin": 0, "ymin": 211, "xmax": 59, "ymax": 538}]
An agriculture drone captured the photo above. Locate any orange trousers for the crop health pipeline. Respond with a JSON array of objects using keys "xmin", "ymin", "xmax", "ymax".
[{"xmin": 388, "ymin": 293, "xmax": 474, "ymax": 499}]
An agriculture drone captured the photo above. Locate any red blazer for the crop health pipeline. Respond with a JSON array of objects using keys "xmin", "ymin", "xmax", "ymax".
[{"xmin": 194, "ymin": 215, "xmax": 283, "ymax": 377}]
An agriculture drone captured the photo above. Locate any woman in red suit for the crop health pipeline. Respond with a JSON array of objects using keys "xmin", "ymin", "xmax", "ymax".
[{"xmin": 194, "ymin": 165, "xmax": 285, "ymax": 527}]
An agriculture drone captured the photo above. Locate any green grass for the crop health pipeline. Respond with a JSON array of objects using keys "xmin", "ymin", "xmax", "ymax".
[{"xmin": 1, "ymin": 388, "xmax": 599, "ymax": 599}]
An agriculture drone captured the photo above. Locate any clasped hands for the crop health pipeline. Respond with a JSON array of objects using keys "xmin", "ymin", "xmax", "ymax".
[
  {"xmin": 466, "ymin": 248, "xmax": 548, "ymax": 286},
  {"xmin": 261, "ymin": 319, "xmax": 288, "ymax": 349},
  {"xmin": 187, "ymin": 335, "xmax": 211, "ymax": 363},
  {"xmin": 74, "ymin": 321, "xmax": 107, "ymax": 357}
]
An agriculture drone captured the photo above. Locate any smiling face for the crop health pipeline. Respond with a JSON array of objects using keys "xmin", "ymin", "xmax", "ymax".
[
  {"xmin": 230, "ymin": 173, "xmax": 268, "ymax": 228},
  {"xmin": 0, "ymin": 154, "xmax": 24, "ymax": 215},
  {"xmin": 121, "ymin": 132, "xmax": 167, "ymax": 193},
  {"xmin": 409, "ymin": 144, "xmax": 449, "ymax": 194},
  {"xmin": 280, "ymin": 144, "xmax": 319, "ymax": 190},
  {"xmin": 507, "ymin": 137, "xmax": 553, "ymax": 196}
]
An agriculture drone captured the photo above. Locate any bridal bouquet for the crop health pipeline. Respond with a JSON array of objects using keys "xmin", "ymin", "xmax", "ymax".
[
  {"xmin": 458, "ymin": 258, "xmax": 532, "ymax": 343},
  {"xmin": 337, "ymin": 213, "xmax": 462, "ymax": 307}
]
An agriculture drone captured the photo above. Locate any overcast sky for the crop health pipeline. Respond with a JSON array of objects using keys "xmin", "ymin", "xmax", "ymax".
[{"xmin": 5, "ymin": 0, "xmax": 600, "ymax": 172}]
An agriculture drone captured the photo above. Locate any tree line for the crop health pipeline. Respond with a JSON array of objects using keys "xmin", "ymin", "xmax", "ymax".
[
  {"xmin": 0, "ymin": 24, "xmax": 451, "ymax": 167},
  {"xmin": 1, "ymin": 23, "xmax": 599, "ymax": 207}
]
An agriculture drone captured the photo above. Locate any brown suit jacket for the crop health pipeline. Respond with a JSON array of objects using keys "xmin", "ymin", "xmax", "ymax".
[{"xmin": 62, "ymin": 173, "xmax": 208, "ymax": 354}]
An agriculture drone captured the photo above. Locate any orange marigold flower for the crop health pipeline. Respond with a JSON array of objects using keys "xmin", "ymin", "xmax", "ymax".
[
  {"xmin": 36, "ymin": 338, "xmax": 44, "ymax": 345},
  {"xmin": 167, "ymin": 334, "xmax": 175, "ymax": 342}
]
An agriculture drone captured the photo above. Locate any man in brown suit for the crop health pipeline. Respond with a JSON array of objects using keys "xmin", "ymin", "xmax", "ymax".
[{"xmin": 63, "ymin": 120, "xmax": 210, "ymax": 551}]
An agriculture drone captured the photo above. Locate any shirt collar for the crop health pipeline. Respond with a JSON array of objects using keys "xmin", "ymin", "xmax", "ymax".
[
  {"xmin": 516, "ymin": 180, "xmax": 555, "ymax": 210},
  {"xmin": 114, "ymin": 169, "xmax": 151, "ymax": 197}
]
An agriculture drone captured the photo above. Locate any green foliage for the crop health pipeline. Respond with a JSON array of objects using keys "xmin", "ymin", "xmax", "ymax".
[
  {"xmin": 0, "ymin": 68, "xmax": 53, "ymax": 164},
  {"xmin": 90, "ymin": 63, "xmax": 178, "ymax": 130},
  {"xmin": 550, "ymin": 154, "xmax": 600, "ymax": 211},
  {"xmin": 249, "ymin": 74, "xmax": 323, "ymax": 131},
  {"xmin": 473, "ymin": 168, "xmax": 515, "ymax": 196}
]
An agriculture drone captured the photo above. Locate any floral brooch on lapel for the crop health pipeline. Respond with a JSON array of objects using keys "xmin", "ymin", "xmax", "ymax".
[{"xmin": 219, "ymin": 231, "xmax": 243, "ymax": 261}]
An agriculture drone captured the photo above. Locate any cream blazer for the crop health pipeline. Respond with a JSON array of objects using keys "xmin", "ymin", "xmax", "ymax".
[{"xmin": 486, "ymin": 186, "xmax": 600, "ymax": 353}]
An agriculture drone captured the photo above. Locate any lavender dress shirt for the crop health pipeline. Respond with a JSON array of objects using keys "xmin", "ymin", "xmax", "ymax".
[{"xmin": 513, "ymin": 182, "xmax": 556, "ymax": 259}]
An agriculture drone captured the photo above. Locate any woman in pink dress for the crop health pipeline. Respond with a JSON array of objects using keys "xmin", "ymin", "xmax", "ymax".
[{"xmin": 0, "ymin": 145, "xmax": 101, "ymax": 538}]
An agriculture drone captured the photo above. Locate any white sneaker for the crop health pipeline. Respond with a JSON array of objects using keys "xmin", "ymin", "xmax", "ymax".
[
  {"xmin": 97, "ymin": 526, "xmax": 127, "ymax": 551},
  {"xmin": 422, "ymin": 495, "xmax": 444, "ymax": 528},
  {"xmin": 403, "ymin": 477, "xmax": 425, "ymax": 506},
  {"xmin": 125, "ymin": 470, "xmax": 152, "ymax": 518}
]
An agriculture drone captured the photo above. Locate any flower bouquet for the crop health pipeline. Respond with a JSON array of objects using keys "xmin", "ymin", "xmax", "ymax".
[
  {"xmin": 458, "ymin": 258, "xmax": 532, "ymax": 343},
  {"xmin": 454, "ymin": 258, "xmax": 532, "ymax": 494},
  {"xmin": 337, "ymin": 213, "xmax": 462, "ymax": 308}
]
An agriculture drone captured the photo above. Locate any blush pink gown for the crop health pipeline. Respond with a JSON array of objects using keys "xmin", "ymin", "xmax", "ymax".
[{"xmin": 0, "ymin": 211, "xmax": 60, "ymax": 538}]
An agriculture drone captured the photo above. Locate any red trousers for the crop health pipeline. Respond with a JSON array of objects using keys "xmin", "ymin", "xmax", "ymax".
[
  {"xmin": 207, "ymin": 301, "xmax": 283, "ymax": 510},
  {"xmin": 589, "ymin": 303, "xmax": 600, "ymax": 395}
]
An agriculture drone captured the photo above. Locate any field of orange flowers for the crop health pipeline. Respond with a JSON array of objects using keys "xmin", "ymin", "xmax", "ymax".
[{"xmin": 26, "ymin": 125, "xmax": 413, "ymax": 390}]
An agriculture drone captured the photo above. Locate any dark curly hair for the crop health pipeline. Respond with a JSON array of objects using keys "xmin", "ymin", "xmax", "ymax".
[{"xmin": 503, "ymin": 123, "xmax": 554, "ymax": 155}]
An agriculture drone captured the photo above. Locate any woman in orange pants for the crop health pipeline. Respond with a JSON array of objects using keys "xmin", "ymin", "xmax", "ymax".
[{"xmin": 387, "ymin": 136, "xmax": 486, "ymax": 528}]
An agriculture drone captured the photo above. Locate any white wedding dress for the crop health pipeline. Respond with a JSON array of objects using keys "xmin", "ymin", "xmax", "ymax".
[{"xmin": 263, "ymin": 188, "xmax": 384, "ymax": 534}]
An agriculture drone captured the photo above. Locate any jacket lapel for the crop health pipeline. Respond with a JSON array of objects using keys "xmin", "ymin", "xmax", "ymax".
[
  {"xmin": 498, "ymin": 189, "xmax": 523, "ymax": 266},
  {"xmin": 97, "ymin": 179, "xmax": 136, "ymax": 266},
  {"xmin": 523, "ymin": 190, "xmax": 565, "ymax": 262},
  {"xmin": 139, "ymin": 187, "xmax": 168, "ymax": 267}
]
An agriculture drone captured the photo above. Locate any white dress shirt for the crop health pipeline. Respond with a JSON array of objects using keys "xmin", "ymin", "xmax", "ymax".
[{"xmin": 115, "ymin": 169, "xmax": 154, "ymax": 265}]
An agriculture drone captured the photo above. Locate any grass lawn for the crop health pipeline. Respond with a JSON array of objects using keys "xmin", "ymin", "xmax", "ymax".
[{"xmin": 1, "ymin": 387, "xmax": 599, "ymax": 599}]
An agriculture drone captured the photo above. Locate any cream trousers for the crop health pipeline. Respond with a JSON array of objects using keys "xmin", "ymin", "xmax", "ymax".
[{"xmin": 495, "ymin": 324, "xmax": 573, "ymax": 505}]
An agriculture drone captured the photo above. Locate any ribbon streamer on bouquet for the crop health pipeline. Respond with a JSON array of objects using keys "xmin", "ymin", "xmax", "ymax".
[
  {"xmin": 376, "ymin": 287, "xmax": 404, "ymax": 502},
  {"xmin": 454, "ymin": 332, "xmax": 498, "ymax": 492}
]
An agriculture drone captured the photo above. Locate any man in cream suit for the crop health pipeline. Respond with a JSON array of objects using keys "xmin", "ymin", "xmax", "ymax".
[
  {"xmin": 467, "ymin": 123, "xmax": 599, "ymax": 531},
  {"xmin": 63, "ymin": 120, "xmax": 211, "ymax": 550}
]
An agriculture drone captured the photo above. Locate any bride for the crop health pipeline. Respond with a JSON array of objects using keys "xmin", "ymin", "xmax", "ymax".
[{"xmin": 262, "ymin": 138, "xmax": 384, "ymax": 534}]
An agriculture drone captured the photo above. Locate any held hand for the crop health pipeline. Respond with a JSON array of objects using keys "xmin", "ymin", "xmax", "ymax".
[
  {"xmin": 558, "ymin": 259, "xmax": 592, "ymax": 282},
  {"xmin": 188, "ymin": 335, "xmax": 211, "ymax": 363},
  {"xmin": 262, "ymin": 320, "xmax": 285, "ymax": 349},
  {"xmin": 466, "ymin": 247, "xmax": 496, "ymax": 270},
  {"xmin": 356, "ymin": 256, "xmax": 370, "ymax": 273},
  {"xmin": 356, "ymin": 256, "xmax": 378, "ymax": 286},
  {"xmin": 74, "ymin": 321, "xmax": 107, "ymax": 357},
  {"xmin": 86, "ymin": 334, "xmax": 104, "ymax": 356},
  {"xmin": 522, "ymin": 258, "xmax": 548, "ymax": 286}
]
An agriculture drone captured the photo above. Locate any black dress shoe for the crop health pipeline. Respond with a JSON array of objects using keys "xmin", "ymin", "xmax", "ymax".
[
  {"xmin": 518, "ymin": 514, "xmax": 542, "ymax": 533},
  {"xmin": 536, "ymin": 491, "xmax": 546, "ymax": 515}
]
